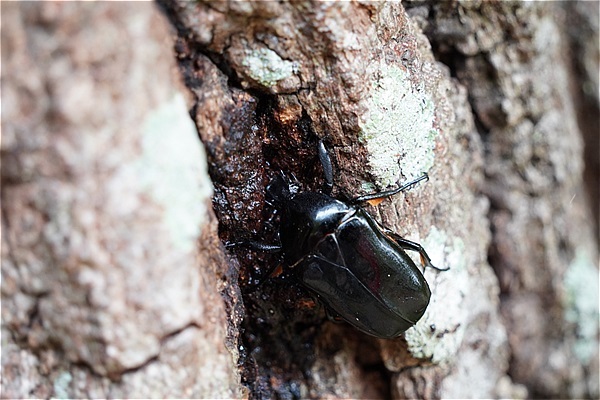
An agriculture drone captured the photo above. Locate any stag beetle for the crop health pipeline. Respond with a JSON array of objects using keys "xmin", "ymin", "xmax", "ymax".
[{"xmin": 231, "ymin": 141, "xmax": 447, "ymax": 339}]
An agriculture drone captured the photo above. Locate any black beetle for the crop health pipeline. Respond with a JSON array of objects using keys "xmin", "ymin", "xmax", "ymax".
[{"xmin": 231, "ymin": 141, "xmax": 447, "ymax": 339}]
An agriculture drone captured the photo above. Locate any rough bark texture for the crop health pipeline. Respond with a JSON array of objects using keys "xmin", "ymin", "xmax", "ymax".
[
  {"xmin": 2, "ymin": 2, "xmax": 243, "ymax": 398},
  {"xmin": 406, "ymin": 2, "xmax": 599, "ymax": 397},
  {"xmin": 2, "ymin": 1, "xmax": 598, "ymax": 400},
  {"xmin": 157, "ymin": 0, "xmax": 598, "ymax": 399}
]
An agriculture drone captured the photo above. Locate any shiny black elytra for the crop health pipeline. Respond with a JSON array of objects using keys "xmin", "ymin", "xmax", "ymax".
[{"xmin": 232, "ymin": 141, "xmax": 447, "ymax": 339}]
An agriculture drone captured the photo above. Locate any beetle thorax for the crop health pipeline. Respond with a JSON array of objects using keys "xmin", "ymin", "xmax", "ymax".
[{"xmin": 279, "ymin": 192, "xmax": 353, "ymax": 266}]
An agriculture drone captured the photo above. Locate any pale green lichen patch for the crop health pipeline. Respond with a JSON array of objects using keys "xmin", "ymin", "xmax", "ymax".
[
  {"xmin": 564, "ymin": 248, "xmax": 599, "ymax": 364},
  {"xmin": 52, "ymin": 371, "xmax": 73, "ymax": 399},
  {"xmin": 359, "ymin": 64, "xmax": 438, "ymax": 187},
  {"xmin": 404, "ymin": 226, "xmax": 467, "ymax": 364},
  {"xmin": 242, "ymin": 48, "xmax": 296, "ymax": 88},
  {"xmin": 360, "ymin": 181, "xmax": 377, "ymax": 193},
  {"xmin": 138, "ymin": 94, "xmax": 212, "ymax": 253}
]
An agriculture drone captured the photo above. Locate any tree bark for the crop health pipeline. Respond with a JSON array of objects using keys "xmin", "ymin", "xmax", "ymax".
[
  {"xmin": 409, "ymin": 2, "xmax": 599, "ymax": 397},
  {"xmin": 1, "ymin": 2, "xmax": 242, "ymax": 398},
  {"xmin": 2, "ymin": 1, "xmax": 598, "ymax": 399}
]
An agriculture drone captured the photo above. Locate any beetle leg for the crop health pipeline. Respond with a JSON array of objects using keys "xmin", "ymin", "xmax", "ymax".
[
  {"xmin": 226, "ymin": 240, "xmax": 286, "ymax": 286},
  {"xmin": 384, "ymin": 231, "xmax": 449, "ymax": 272},
  {"xmin": 226, "ymin": 240, "xmax": 282, "ymax": 253},
  {"xmin": 350, "ymin": 173, "xmax": 429, "ymax": 205},
  {"xmin": 259, "ymin": 263, "xmax": 286, "ymax": 283},
  {"xmin": 324, "ymin": 307, "xmax": 344, "ymax": 323},
  {"xmin": 318, "ymin": 140, "xmax": 334, "ymax": 195}
]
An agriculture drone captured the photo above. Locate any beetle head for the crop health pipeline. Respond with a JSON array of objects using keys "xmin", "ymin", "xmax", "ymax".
[{"xmin": 266, "ymin": 173, "xmax": 300, "ymax": 208}]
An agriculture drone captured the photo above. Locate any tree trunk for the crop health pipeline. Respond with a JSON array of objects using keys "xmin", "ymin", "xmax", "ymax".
[
  {"xmin": 1, "ymin": 2, "xmax": 241, "ymax": 398},
  {"xmin": 2, "ymin": 1, "xmax": 598, "ymax": 399}
]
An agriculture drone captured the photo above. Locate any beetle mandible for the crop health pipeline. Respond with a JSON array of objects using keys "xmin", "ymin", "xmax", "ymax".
[{"xmin": 231, "ymin": 141, "xmax": 447, "ymax": 339}]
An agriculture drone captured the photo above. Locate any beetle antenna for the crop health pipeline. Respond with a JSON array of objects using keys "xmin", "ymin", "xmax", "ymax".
[
  {"xmin": 286, "ymin": 171, "xmax": 301, "ymax": 195},
  {"xmin": 350, "ymin": 173, "xmax": 429, "ymax": 205}
]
